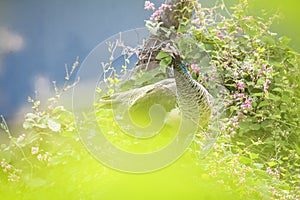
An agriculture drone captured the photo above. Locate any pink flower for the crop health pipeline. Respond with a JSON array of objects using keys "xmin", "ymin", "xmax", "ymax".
[
  {"xmin": 209, "ymin": 76, "xmax": 215, "ymax": 81},
  {"xmin": 241, "ymin": 98, "xmax": 252, "ymax": 110},
  {"xmin": 144, "ymin": 1, "xmax": 155, "ymax": 10},
  {"xmin": 245, "ymin": 97, "xmax": 252, "ymax": 104},
  {"xmin": 266, "ymin": 167, "xmax": 280, "ymax": 178},
  {"xmin": 234, "ymin": 93, "xmax": 244, "ymax": 99},
  {"xmin": 235, "ymin": 27, "xmax": 243, "ymax": 32},
  {"xmin": 232, "ymin": 116, "xmax": 238, "ymax": 122},
  {"xmin": 233, "ymin": 71, "xmax": 239, "ymax": 77},
  {"xmin": 236, "ymin": 81, "xmax": 245, "ymax": 90},
  {"xmin": 217, "ymin": 32, "xmax": 224, "ymax": 40},
  {"xmin": 201, "ymin": 76, "xmax": 207, "ymax": 84},
  {"xmin": 242, "ymin": 61, "xmax": 252, "ymax": 71},
  {"xmin": 226, "ymin": 100, "xmax": 233, "ymax": 106},
  {"xmin": 150, "ymin": 3, "xmax": 172, "ymax": 20},
  {"xmin": 190, "ymin": 64, "xmax": 199, "ymax": 74},
  {"xmin": 191, "ymin": 18, "xmax": 200, "ymax": 25},
  {"xmin": 257, "ymin": 69, "xmax": 262, "ymax": 75},
  {"xmin": 150, "ymin": 9, "xmax": 161, "ymax": 20},
  {"xmin": 264, "ymin": 78, "xmax": 271, "ymax": 93},
  {"xmin": 159, "ymin": 4, "xmax": 172, "ymax": 11}
]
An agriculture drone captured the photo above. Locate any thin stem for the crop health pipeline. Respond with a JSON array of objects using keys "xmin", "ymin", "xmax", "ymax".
[{"xmin": 0, "ymin": 115, "xmax": 12, "ymax": 139}]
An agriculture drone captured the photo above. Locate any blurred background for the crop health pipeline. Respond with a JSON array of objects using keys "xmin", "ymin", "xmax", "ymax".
[{"xmin": 0, "ymin": 0, "xmax": 299, "ymax": 126}]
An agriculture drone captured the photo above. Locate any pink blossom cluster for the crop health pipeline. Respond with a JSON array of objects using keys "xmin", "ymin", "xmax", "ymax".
[
  {"xmin": 191, "ymin": 18, "xmax": 200, "ymax": 26},
  {"xmin": 236, "ymin": 81, "xmax": 245, "ymax": 90},
  {"xmin": 241, "ymin": 61, "xmax": 254, "ymax": 72},
  {"xmin": 159, "ymin": 4, "xmax": 172, "ymax": 11},
  {"xmin": 201, "ymin": 76, "xmax": 208, "ymax": 84},
  {"xmin": 191, "ymin": 10, "xmax": 205, "ymax": 27},
  {"xmin": 217, "ymin": 32, "xmax": 224, "ymax": 40},
  {"xmin": 255, "ymin": 64, "xmax": 272, "ymax": 81},
  {"xmin": 145, "ymin": 1, "xmax": 172, "ymax": 21},
  {"xmin": 226, "ymin": 120, "xmax": 238, "ymax": 134},
  {"xmin": 264, "ymin": 78, "xmax": 271, "ymax": 93},
  {"xmin": 226, "ymin": 100, "xmax": 233, "ymax": 106},
  {"xmin": 1, "ymin": 159, "xmax": 12, "ymax": 172},
  {"xmin": 241, "ymin": 98, "xmax": 252, "ymax": 110},
  {"xmin": 235, "ymin": 26, "xmax": 243, "ymax": 32},
  {"xmin": 231, "ymin": 116, "xmax": 239, "ymax": 127},
  {"xmin": 233, "ymin": 71, "xmax": 239, "ymax": 77},
  {"xmin": 0, "ymin": 159, "xmax": 21, "ymax": 182},
  {"xmin": 266, "ymin": 167, "xmax": 280, "ymax": 179},
  {"xmin": 150, "ymin": 10, "xmax": 161, "ymax": 20},
  {"xmin": 144, "ymin": 1, "xmax": 155, "ymax": 10},
  {"xmin": 234, "ymin": 93, "xmax": 244, "ymax": 99},
  {"xmin": 190, "ymin": 63, "xmax": 199, "ymax": 74}
]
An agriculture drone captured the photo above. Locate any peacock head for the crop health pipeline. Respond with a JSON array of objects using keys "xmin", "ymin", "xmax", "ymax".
[{"xmin": 160, "ymin": 41, "xmax": 182, "ymax": 60}]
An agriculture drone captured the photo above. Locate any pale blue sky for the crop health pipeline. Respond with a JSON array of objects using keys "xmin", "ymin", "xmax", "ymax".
[{"xmin": 0, "ymin": 0, "xmax": 165, "ymax": 118}]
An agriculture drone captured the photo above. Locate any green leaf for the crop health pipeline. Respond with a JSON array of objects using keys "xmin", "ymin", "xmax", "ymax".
[
  {"xmin": 279, "ymin": 36, "xmax": 291, "ymax": 45},
  {"xmin": 258, "ymin": 101, "xmax": 269, "ymax": 108},
  {"xmin": 52, "ymin": 106, "xmax": 65, "ymax": 114},
  {"xmin": 159, "ymin": 57, "xmax": 172, "ymax": 67},
  {"xmin": 229, "ymin": 106, "xmax": 238, "ymax": 112},
  {"xmin": 238, "ymin": 156, "xmax": 252, "ymax": 165},
  {"xmin": 267, "ymin": 161, "xmax": 277, "ymax": 167},
  {"xmin": 273, "ymin": 114, "xmax": 281, "ymax": 119},
  {"xmin": 253, "ymin": 92, "xmax": 263, "ymax": 97},
  {"xmin": 250, "ymin": 124, "xmax": 260, "ymax": 130},
  {"xmin": 239, "ymin": 121, "xmax": 250, "ymax": 129},
  {"xmin": 32, "ymin": 101, "xmax": 40, "ymax": 109},
  {"xmin": 269, "ymin": 93, "xmax": 281, "ymax": 101},
  {"xmin": 260, "ymin": 120, "xmax": 273, "ymax": 129},
  {"xmin": 256, "ymin": 78, "xmax": 265, "ymax": 85},
  {"xmin": 156, "ymin": 51, "xmax": 170, "ymax": 60},
  {"xmin": 47, "ymin": 119, "xmax": 61, "ymax": 132},
  {"xmin": 25, "ymin": 113, "xmax": 38, "ymax": 120},
  {"xmin": 253, "ymin": 163, "xmax": 264, "ymax": 169},
  {"xmin": 272, "ymin": 88, "xmax": 283, "ymax": 93},
  {"xmin": 34, "ymin": 122, "xmax": 47, "ymax": 129},
  {"xmin": 23, "ymin": 121, "xmax": 33, "ymax": 130},
  {"xmin": 282, "ymin": 157, "xmax": 288, "ymax": 161},
  {"xmin": 248, "ymin": 152, "xmax": 259, "ymax": 160},
  {"xmin": 255, "ymin": 113, "xmax": 263, "ymax": 117},
  {"xmin": 236, "ymin": 141, "xmax": 245, "ymax": 146},
  {"xmin": 294, "ymin": 143, "xmax": 300, "ymax": 155}
]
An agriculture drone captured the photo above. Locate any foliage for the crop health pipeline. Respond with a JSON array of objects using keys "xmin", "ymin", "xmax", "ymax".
[
  {"xmin": 147, "ymin": 0, "xmax": 300, "ymax": 198},
  {"xmin": 0, "ymin": 0, "xmax": 299, "ymax": 199}
]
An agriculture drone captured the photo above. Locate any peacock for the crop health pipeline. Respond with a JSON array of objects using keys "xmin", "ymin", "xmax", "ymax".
[
  {"xmin": 171, "ymin": 55, "xmax": 213, "ymax": 128},
  {"xmin": 98, "ymin": 45, "xmax": 215, "ymax": 141}
]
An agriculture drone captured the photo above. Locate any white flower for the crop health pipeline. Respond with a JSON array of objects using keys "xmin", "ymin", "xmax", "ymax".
[
  {"xmin": 31, "ymin": 146, "xmax": 39, "ymax": 155},
  {"xmin": 37, "ymin": 154, "xmax": 42, "ymax": 161}
]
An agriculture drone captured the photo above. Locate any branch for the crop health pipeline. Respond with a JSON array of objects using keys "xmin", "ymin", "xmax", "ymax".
[{"xmin": 136, "ymin": 0, "xmax": 193, "ymax": 71}]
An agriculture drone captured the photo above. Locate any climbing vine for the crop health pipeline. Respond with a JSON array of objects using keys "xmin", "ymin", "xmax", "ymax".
[{"xmin": 145, "ymin": 0, "xmax": 300, "ymax": 198}]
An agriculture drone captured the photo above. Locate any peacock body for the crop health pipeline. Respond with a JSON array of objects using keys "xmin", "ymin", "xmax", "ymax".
[{"xmin": 172, "ymin": 57, "xmax": 213, "ymax": 127}]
